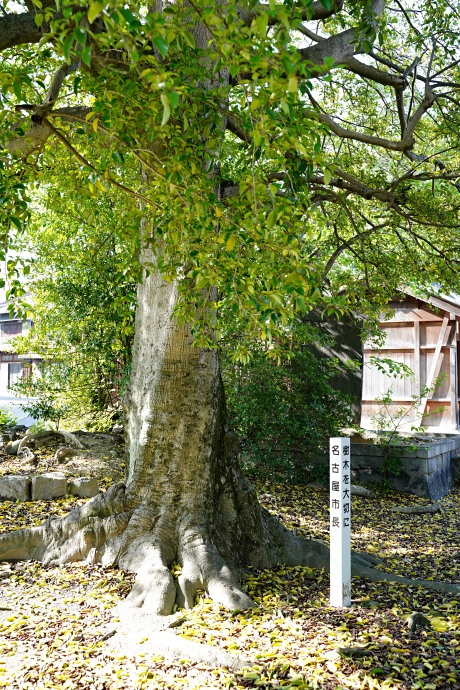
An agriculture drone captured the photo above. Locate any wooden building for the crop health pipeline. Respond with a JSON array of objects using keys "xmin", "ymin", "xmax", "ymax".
[{"xmin": 361, "ymin": 290, "xmax": 460, "ymax": 433}]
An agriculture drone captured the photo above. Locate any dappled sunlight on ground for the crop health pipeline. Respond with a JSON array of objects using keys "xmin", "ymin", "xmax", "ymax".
[{"xmin": 0, "ymin": 474, "xmax": 458, "ymax": 688}]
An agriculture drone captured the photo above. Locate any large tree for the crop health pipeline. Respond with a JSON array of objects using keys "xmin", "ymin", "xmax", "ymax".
[{"xmin": 1, "ymin": 0, "xmax": 460, "ymax": 623}]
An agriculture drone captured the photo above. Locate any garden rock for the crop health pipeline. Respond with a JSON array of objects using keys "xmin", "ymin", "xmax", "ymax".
[
  {"xmin": 0, "ymin": 475, "xmax": 30, "ymax": 502},
  {"xmin": 31, "ymin": 473, "xmax": 67, "ymax": 500},
  {"xmin": 69, "ymin": 477, "xmax": 99, "ymax": 498},
  {"xmin": 351, "ymin": 485, "xmax": 375, "ymax": 497}
]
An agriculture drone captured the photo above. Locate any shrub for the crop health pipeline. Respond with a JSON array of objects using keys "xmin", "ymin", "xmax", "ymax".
[{"xmin": 222, "ymin": 326, "xmax": 355, "ymax": 483}]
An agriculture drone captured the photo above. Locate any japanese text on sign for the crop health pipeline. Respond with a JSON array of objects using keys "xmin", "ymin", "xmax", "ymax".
[{"xmin": 330, "ymin": 437, "xmax": 351, "ymax": 607}]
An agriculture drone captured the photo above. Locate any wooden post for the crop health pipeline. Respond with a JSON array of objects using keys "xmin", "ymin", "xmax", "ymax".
[
  {"xmin": 449, "ymin": 318, "xmax": 458, "ymax": 429},
  {"xmin": 330, "ymin": 437, "xmax": 351, "ymax": 608},
  {"xmin": 413, "ymin": 320, "xmax": 420, "ymax": 399},
  {"xmin": 414, "ymin": 316, "xmax": 449, "ymax": 428}
]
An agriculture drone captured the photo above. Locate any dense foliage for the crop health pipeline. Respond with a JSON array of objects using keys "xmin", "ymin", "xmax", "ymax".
[
  {"xmin": 11, "ymin": 189, "xmax": 137, "ymax": 428},
  {"xmin": 1, "ymin": 0, "xmax": 460, "ymax": 351},
  {"xmin": 223, "ymin": 325, "xmax": 353, "ymax": 482}
]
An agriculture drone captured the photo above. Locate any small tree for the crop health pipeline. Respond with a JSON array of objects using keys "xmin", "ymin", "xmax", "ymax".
[{"xmin": 12, "ymin": 188, "xmax": 137, "ymax": 425}]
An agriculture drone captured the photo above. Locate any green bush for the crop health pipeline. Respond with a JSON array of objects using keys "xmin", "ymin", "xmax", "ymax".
[
  {"xmin": 222, "ymin": 329, "xmax": 354, "ymax": 483},
  {"xmin": 0, "ymin": 406, "xmax": 18, "ymax": 429}
]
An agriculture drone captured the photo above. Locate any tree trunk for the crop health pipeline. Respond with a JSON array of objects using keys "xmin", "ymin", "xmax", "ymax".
[
  {"xmin": 0, "ymin": 248, "xmax": 330, "ymax": 612},
  {"xmin": 1, "ymin": 253, "xmax": 459, "ymax": 613}
]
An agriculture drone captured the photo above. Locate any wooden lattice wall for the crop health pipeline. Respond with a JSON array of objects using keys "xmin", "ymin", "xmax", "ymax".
[{"xmin": 361, "ymin": 294, "xmax": 460, "ymax": 433}]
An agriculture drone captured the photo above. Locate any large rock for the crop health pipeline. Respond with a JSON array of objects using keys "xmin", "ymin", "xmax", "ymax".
[
  {"xmin": 31, "ymin": 473, "xmax": 67, "ymax": 500},
  {"xmin": 69, "ymin": 477, "xmax": 99, "ymax": 498},
  {"xmin": 0, "ymin": 475, "xmax": 30, "ymax": 501}
]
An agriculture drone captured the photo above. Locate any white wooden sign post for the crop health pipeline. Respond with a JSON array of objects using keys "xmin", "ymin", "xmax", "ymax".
[{"xmin": 329, "ymin": 437, "xmax": 351, "ymax": 607}]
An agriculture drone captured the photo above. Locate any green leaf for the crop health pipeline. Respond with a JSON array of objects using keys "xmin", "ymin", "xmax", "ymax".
[
  {"xmin": 12, "ymin": 81, "xmax": 22, "ymax": 100},
  {"xmin": 153, "ymin": 36, "xmax": 168, "ymax": 57},
  {"xmin": 225, "ymin": 235, "xmax": 237, "ymax": 251},
  {"xmin": 167, "ymin": 91, "xmax": 180, "ymax": 108},
  {"xmin": 81, "ymin": 45, "xmax": 92, "ymax": 67},
  {"xmin": 195, "ymin": 275, "xmax": 209, "ymax": 289},
  {"xmin": 34, "ymin": 13, "xmax": 43, "ymax": 27},
  {"xmin": 277, "ymin": 8, "xmax": 290, "ymax": 31},
  {"xmin": 63, "ymin": 34, "xmax": 74, "ymax": 63},
  {"xmin": 255, "ymin": 13, "xmax": 268, "ymax": 37},
  {"xmin": 87, "ymin": 1, "xmax": 106, "ymax": 24},
  {"xmin": 73, "ymin": 27, "xmax": 86, "ymax": 46},
  {"xmin": 119, "ymin": 8, "xmax": 136, "ymax": 25},
  {"xmin": 10, "ymin": 216, "xmax": 22, "ymax": 230},
  {"xmin": 319, "ymin": 0, "xmax": 333, "ymax": 10},
  {"xmin": 182, "ymin": 30, "xmax": 195, "ymax": 49},
  {"xmin": 288, "ymin": 75, "xmax": 298, "ymax": 93},
  {"xmin": 267, "ymin": 210, "xmax": 276, "ymax": 229},
  {"xmin": 323, "ymin": 168, "xmax": 332, "ymax": 185},
  {"xmin": 161, "ymin": 101, "xmax": 171, "ymax": 126}
]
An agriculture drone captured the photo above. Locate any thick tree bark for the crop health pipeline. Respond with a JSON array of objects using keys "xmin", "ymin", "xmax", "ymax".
[{"xmin": 1, "ymin": 252, "xmax": 459, "ymax": 614}]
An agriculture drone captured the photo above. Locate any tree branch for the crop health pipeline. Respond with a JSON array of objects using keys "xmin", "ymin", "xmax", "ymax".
[
  {"xmin": 42, "ymin": 118, "xmax": 158, "ymax": 208},
  {"xmin": 7, "ymin": 106, "xmax": 92, "ymax": 155},
  {"xmin": 342, "ymin": 56, "xmax": 404, "ymax": 88},
  {"xmin": 226, "ymin": 115, "xmax": 251, "ymax": 144},
  {"xmin": 304, "ymin": 106, "xmax": 415, "ymax": 152},
  {"xmin": 266, "ymin": 170, "xmax": 396, "ymax": 204},
  {"xmin": 240, "ymin": 1, "xmax": 344, "ymax": 27},
  {"xmin": 395, "ymin": 88, "xmax": 407, "ymax": 135},
  {"xmin": 0, "ymin": 10, "xmax": 51, "ymax": 51}
]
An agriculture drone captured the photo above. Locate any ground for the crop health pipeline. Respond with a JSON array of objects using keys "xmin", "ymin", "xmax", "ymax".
[{"xmin": 0, "ymin": 434, "xmax": 459, "ymax": 689}]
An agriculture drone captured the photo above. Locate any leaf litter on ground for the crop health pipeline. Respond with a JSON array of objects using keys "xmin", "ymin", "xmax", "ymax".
[{"xmin": 0, "ymin": 438, "xmax": 459, "ymax": 689}]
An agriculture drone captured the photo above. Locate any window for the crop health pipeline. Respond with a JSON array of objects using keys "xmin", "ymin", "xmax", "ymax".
[
  {"xmin": 1, "ymin": 321, "xmax": 22, "ymax": 337},
  {"xmin": 8, "ymin": 362, "xmax": 22, "ymax": 388}
]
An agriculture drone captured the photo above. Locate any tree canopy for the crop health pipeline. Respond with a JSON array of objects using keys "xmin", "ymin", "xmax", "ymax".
[{"xmin": 1, "ymin": 0, "xmax": 460, "ymax": 355}]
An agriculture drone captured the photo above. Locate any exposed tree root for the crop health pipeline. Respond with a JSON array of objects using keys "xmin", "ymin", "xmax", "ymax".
[
  {"xmin": 15, "ymin": 430, "xmax": 85, "ymax": 456},
  {"xmin": 118, "ymin": 630, "xmax": 251, "ymax": 670},
  {"xmin": 0, "ymin": 475, "xmax": 458, "ymax": 623},
  {"xmin": 107, "ymin": 614, "xmax": 252, "ymax": 670},
  {"xmin": 389, "ymin": 504, "xmax": 441, "ymax": 514}
]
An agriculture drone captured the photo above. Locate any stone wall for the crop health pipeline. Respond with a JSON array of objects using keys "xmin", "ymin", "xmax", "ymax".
[{"xmin": 314, "ymin": 437, "xmax": 460, "ymax": 500}]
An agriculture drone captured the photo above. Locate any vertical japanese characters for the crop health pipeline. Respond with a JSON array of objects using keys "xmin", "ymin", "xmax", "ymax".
[{"xmin": 330, "ymin": 438, "xmax": 351, "ymax": 607}]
